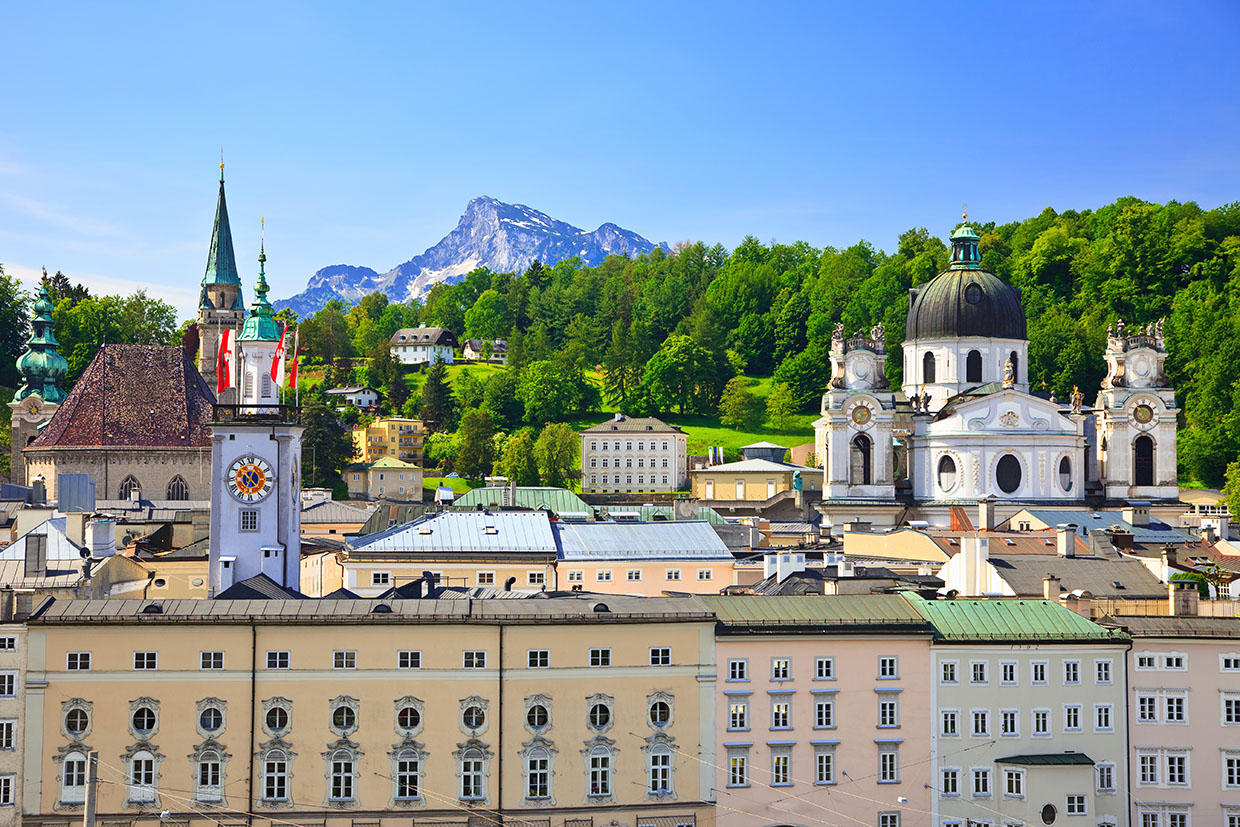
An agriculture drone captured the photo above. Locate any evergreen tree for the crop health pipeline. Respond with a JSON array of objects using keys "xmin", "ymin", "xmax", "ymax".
[
  {"xmin": 421, "ymin": 358, "xmax": 457, "ymax": 431},
  {"xmin": 718, "ymin": 377, "xmax": 764, "ymax": 430},
  {"xmin": 300, "ymin": 386, "xmax": 355, "ymax": 491},
  {"xmin": 765, "ymin": 382, "xmax": 798, "ymax": 431}
]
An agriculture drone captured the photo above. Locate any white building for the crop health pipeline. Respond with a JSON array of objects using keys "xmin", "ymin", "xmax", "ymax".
[
  {"xmin": 580, "ymin": 414, "xmax": 688, "ymax": 494},
  {"xmin": 815, "ymin": 217, "xmax": 1179, "ymax": 531},
  {"xmin": 462, "ymin": 338, "xmax": 508, "ymax": 363},
  {"xmin": 0, "ymin": 621, "xmax": 24, "ymax": 824},
  {"xmin": 325, "ymin": 385, "xmax": 381, "ymax": 409},
  {"xmin": 389, "ymin": 327, "xmax": 459, "ymax": 365},
  {"xmin": 911, "ymin": 596, "xmax": 1130, "ymax": 827}
]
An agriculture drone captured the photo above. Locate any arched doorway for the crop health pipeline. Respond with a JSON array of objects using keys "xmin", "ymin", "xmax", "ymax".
[
  {"xmin": 850, "ymin": 434, "xmax": 872, "ymax": 486},
  {"xmin": 966, "ymin": 350, "xmax": 983, "ymax": 383},
  {"xmin": 1134, "ymin": 435, "xmax": 1154, "ymax": 486}
]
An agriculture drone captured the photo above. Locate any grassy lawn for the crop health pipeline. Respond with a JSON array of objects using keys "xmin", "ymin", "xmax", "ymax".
[
  {"xmin": 423, "ymin": 475, "xmax": 479, "ymax": 497},
  {"xmin": 401, "ymin": 362, "xmax": 507, "ymax": 397}
]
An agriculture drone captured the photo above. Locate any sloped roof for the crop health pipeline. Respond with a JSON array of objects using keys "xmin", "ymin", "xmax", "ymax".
[
  {"xmin": 904, "ymin": 595, "xmax": 1127, "ymax": 642},
  {"xmin": 996, "ymin": 753, "xmax": 1094, "ymax": 766},
  {"xmin": 988, "ymin": 553, "xmax": 1167, "ymax": 598},
  {"xmin": 599, "ymin": 504, "xmax": 728, "ymax": 525},
  {"xmin": 554, "ymin": 520, "xmax": 733, "ymax": 561},
  {"xmin": 1008, "ymin": 509, "xmax": 1193, "ymax": 544},
  {"xmin": 390, "ymin": 327, "xmax": 458, "ymax": 347},
  {"xmin": 582, "ymin": 415, "xmax": 685, "ymax": 434},
  {"xmin": 350, "ymin": 511, "xmax": 557, "ymax": 554},
  {"xmin": 30, "ymin": 345, "xmax": 215, "ymax": 449},
  {"xmin": 359, "ymin": 501, "xmax": 433, "ymax": 535},
  {"xmin": 453, "ymin": 486, "xmax": 590, "ymax": 514},
  {"xmin": 0, "ymin": 517, "xmax": 87, "ymax": 560},
  {"xmin": 700, "ymin": 594, "xmax": 932, "ymax": 629},
  {"xmin": 302, "ymin": 500, "xmax": 377, "ymax": 524},
  {"xmin": 347, "ymin": 456, "xmax": 422, "ymax": 471},
  {"xmin": 215, "ymin": 573, "xmax": 307, "ymax": 600},
  {"xmin": 690, "ymin": 458, "xmax": 821, "ymax": 474},
  {"xmin": 325, "ymin": 385, "xmax": 380, "ymax": 396},
  {"xmin": 1100, "ymin": 615, "xmax": 1240, "ymax": 638},
  {"xmin": 0, "ymin": 559, "xmax": 83, "ymax": 589}
]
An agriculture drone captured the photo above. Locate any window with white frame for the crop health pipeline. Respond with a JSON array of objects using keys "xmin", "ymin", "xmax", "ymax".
[
  {"xmin": 771, "ymin": 697, "xmax": 791, "ymax": 729},
  {"xmin": 1136, "ymin": 653, "xmax": 1157, "ymax": 669},
  {"xmin": 1063, "ymin": 659, "xmax": 1080, "ymax": 684},
  {"xmin": 1000, "ymin": 709, "xmax": 1018, "ymax": 736},
  {"xmin": 587, "ymin": 745, "xmax": 612, "ymax": 797},
  {"xmin": 971, "ymin": 660, "xmax": 988, "ymax": 684},
  {"xmin": 697, "ymin": 569, "xmax": 712, "ymax": 580},
  {"xmin": 879, "ymin": 696, "xmax": 899, "ymax": 727},
  {"xmin": 460, "ymin": 747, "xmax": 486, "ymax": 800},
  {"xmin": 0, "ymin": 775, "xmax": 11, "ymax": 806},
  {"xmin": 371, "ymin": 571, "xmax": 391, "ymax": 586},
  {"xmin": 941, "ymin": 768, "xmax": 960, "ymax": 796},
  {"xmin": 1164, "ymin": 653, "xmax": 1186, "ymax": 670},
  {"xmin": 0, "ymin": 637, "xmax": 10, "ymax": 653},
  {"xmin": 1223, "ymin": 692, "xmax": 1240, "ymax": 725},
  {"xmin": 1032, "ymin": 709, "xmax": 1050, "ymax": 736},
  {"xmin": 972, "ymin": 767, "xmax": 991, "ymax": 797},
  {"xmin": 195, "ymin": 749, "xmax": 222, "ymax": 801},
  {"xmin": 1095, "ymin": 658, "xmax": 1113, "ymax": 683},
  {"xmin": 972, "ymin": 709, "xmax": 990, "ymax": 737},
  {"xmin": 1064, "ymin": 704, "xmax": 1081, "ymax": 731},
  {"xmin": 0, "ymin": 719, "xmax": 13, "ymax": 750},
  {"xmin": 397, "ymin": 650, "xmax": 420, "ymax": 669},
  {"xmin": 1095, "ymin": 703, "xmax": 1113, "ymax": 731},
  {"xmin": 240, "ymin": 509, "xmax": 259, "ymax": 531},
  {"xmin": 1138, "ymin": 752, "xmax": 1160, "ymax": 785},
  {"xmin": 648, "ymin": 747, "xmax": 672, "ymax": 794},
  {"xmin": 395, "ymin": 750, "xmax": 421, "ymax": 800},
  {"xmin": 878, "ymin": 744, "xmax": 899, "ymax": 783},
  {"xmin": 596, "ymin": 569, "xmax": 613, "ymax": 582},
  {"xmin": 941, "ymin": 660, "xmax": 958, "ymax": 684},
  {"xmin": 771, "ymin": 751, "xmax": 791, "ymax": 785},
  {"xmin": 771, "ymin": 658, "xmax": 790, "ymax": 680},
  {"xmin": 1165, "ymin": 692, "xmax": 1187, "ymax": 723},
  {"xmin": 1166, "ymin": 754, "xmax": 1187, "ymax": 785},
  {"xmin": 333, "ymin": 650, "xmax": 356, "ymax": 669},
  {"xmin": 201, "ymin": 651, "xmax": 224, "ymax": 670},
  {"xmin": 815, "ymin": 656, "xmax": 835, "ymax": 680},
  {"xmin": 128, "ymin": 750, "xmax": 156, "ymax": 803},
  {"xmin": 727, "ymin": 751, "xmax": 748, "ymax": 787},
  {"xmin": 878, "ymin": 655, "xmax": 898, "ymax": 678},
  {"xmin": 626, "ymin": 569, "xmax": 641, "ymax": 581},
  {"xmin": 475, "ymin": 571, "xmax": 495, "ymax": 586},
  {"xmin": 728, "ymin": 700, "xmax": 748, "ymax": 730},
  {"xmin": 1004, "ymin": 768, "xmax": 1024, "ymax": 797},
  {"xmin": 650, "ymin": 647, "xmax": 670, "ymax": 666},
  {"xmin": 941, "ymin": 710, "xmax": 958, "ymax": 736},
  {"xmin": 1138, "ymin": 693, "xmax": 1158, "ymax": 722},
  {"xmin": 567, "ymin": 570, "xmax": 584, "ymax": 582},
  {"xmin": 266, "ymin": 650, "xmax": 289, "ymax": 669},
  {"xmin": 728, "ymin": 659, "xmax": 748, "ymax": 681},
  {"xmin": 590, "ymin": 648, "xmax": 611, "ymax": 667},
  {"xmin": 463, "ymin": 650, "xmax": 486, "ymax": 669},
  {"xmin": 528, "ymin": 649, "xmax": 549, "ymax": 668},
  {"xmin": 1222, "ymin": 654, "xmax": 1240, "ymax": 672},
  {"xmin": 815, "ymin": 697, "xmax": 834, "ymax": 728},
  {"xmin": 665, "ymin": 569, "xmax": 681, "ymax": 581},
  {"xmin": 1000, "ymin": 660, "xmax": 1016, "ymax": 684},
  {"xmin": 1224, "ymin": 751, "xmax": 1240, "ymax": 788},
  {"xmin": 133, "ymin": 651, "xmax": 157, "ymax": 670},
  {"xmin": 262, "ymin": 749, "xmax": 289, "ymax": 801},
  {"xmin": 814, "ymin": 744, "xmax": 835, "ymax": 784},
  {"xmin": 1031, "ymin": 660, "xmax": 1047, "ymax": 684},
  {"xmin": 526, "ymin": 748, "xmax": 551, "ymax": 800},
  {"xmin": 878, "ymin": 815, "xmax": 900, "ymax": 827},
  {"xmin": 67, "ymin": 652, "xmax": 91, "ymax": 670},
  {"xmin": 1096, "ymin": 762, "xmax": 1116, "ymax": 792},
  {"xmin": 1066, "ymin": 794, "xmax": 1086, "ymax": 815},
  {"xmin": 61, "ymin": 752, "xmax": 87, "ymax": 803}
]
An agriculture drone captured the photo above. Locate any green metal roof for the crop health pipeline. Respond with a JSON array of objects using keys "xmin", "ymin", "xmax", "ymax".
[
  {"xmin": 202, "ymin": 177, "xmax": 243, "ymax": 293},
  {"xmin": 699, "ymin": 595, "xmax": 933, "ymax": 629},
  {"xmin": 599, "ymin": 504, "xmax": 729, "ymax": 525},
  {"xmin": 453, "ymin": 486, "xmax": 591, "ymax": 515},
  {"xmin": 996, "ymin": 753, "xmax": 1094, "ymax": 766},
  {"xmin": 902, "ymin": 595, "xmax": 1129, "ymax": 643},
  {"xmin": 238, "ymin": 250, "xmax": 281, "ymax": 342}
]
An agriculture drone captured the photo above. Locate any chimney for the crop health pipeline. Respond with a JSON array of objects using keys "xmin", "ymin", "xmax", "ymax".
[
  {"xmin": 978, "ymin": 497, "xmax": 996, "ymax": 532},
  {"xmin": 24, "ymin": 533, "xmax": 47, "ymax": 578},
  {"xmin": 960, "ymin": 536, "xmax": 989, "ymax": 596},
  {"xmin": 1043, "ymin": 573, "xmax": 1061, "ymax": 600},
  {"xmin": 504, "ymin": 576, "xmax": 516, "ymax": 591},
  {"xmin": 1057, "ymin": 524, "xmax": 1077, "ymax": 557},
  {"xmin": 1122, "ymin": 501, "xmax": 1151, "ymax": 527},
  {"xmin": 1160, "ymin": 545, "xmax": 1178, "ymax": 572},
  {"xmin": 1107, "ymin": 528, "xmax": 1135, "ymax": 549},
  {"xmin": 260, "ymin": 546, "xmax": 285, "ymax": 582},
  {"xmin": 86, "ymin": 519, "xmax": 116, "ymax": 558},
  {"xmin": 218, "ymin": 557, "xmax": 236, "ymax": 591},
  {"xmin": 1202, "ymin": 524, "xmax": 1218, "ymax": 545},
  {"xmin": 1064, "ymin": 591, "xmax": 1093, "ymax": 619},
  {"xmin": 1169, "ymin": 579, "xmax": 1199, "ymax": 616}
]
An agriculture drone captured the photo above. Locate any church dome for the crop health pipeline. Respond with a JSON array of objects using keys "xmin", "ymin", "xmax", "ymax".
[{"xmin": 904, "ymin": 221, "xmax": 1026, "ymax": 341}]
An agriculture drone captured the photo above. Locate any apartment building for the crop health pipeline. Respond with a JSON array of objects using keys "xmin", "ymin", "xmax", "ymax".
[
  {"xmin": 389, "ymin": 327, "xmax": 458, "ymax": 365},
  {"xmin": 21, "ymin": 595, "xmax": 716, "ymax": 827},
  {"xmin": 343, "ymin": 456, "xmax": 423, "ymax": 501},
  {"xmin": 0, "ymin": 621, "xmax": 24, "ymax": 827},
  {"xmin": 908, "ymin": 596, "xmax": 1130, "ymax": 827},
  {"xmin": 1103, "ymin": 609, "xmax": 1240, "ymax": 827},
  {"xmin": 581, "ymin": 414, "xmax": 688, "ymax": 494},
  {"xmin": 352, "ymin": 416, "xmax": 426, "ymax": 464},
  {"xmin": 700, "ymin": 594, "xmax": 935, "ymax": 827}
]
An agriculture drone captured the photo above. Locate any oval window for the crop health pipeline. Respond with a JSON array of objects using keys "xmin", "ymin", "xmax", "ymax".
[
  {"xmin": 937, "ymin": 456, "xmax": 957, "ymax": 491},
  {"xmin": 965, "ymin": 283, "xmax": 983, "ymax": 305},
  {"xmin": 1059, "ymin": 457, "xmax": 1072, "ymax": 492},
  {"xmin": 200, "ymin": 707, "xmax": 223, "ymax": 732},
  {"xmin": 527, "ymin": 704, "xmax": 549, "ymax": 729},
  {"xmin": 1041, "ymin": 803, "xmax": 1057, "ymax": 824},
  {"xmin": 463, "ymin": 706, "xmax": 485, "ymax": 729},
  {"xmin": 332, "ymin": 706, "xmax": 356, "ymax": 730},
  {"xmin": 996, "ymin": 454, "xmax": 1022, "ymax": 494},
  {"xmin": 649, "ymin": 701, "xmax": 671, "ymax": 726},
  {"xmin": 66, "ymin": 709, "xmax": 90, "ymax": 735},
  {"xmin": 265, "ymin": 707, "xmax": 288, "ymax": 733},
  {"xmin": 132, "ymin": 707, "xmax": 156, "ymax": 734},
  {"xmin": 589, "ymin": 703, "xmax": 611, "ymax": 729},
  {"xmin": 397, "ymin": 706, "xmax": 421, "ymax": 730}
]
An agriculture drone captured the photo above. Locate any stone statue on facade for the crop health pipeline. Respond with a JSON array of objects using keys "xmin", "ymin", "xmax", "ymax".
[
  {"xmin": 1071, "ymin": 385, "xmax": 1083, "ymax": 413},
  {"xmin": 1002, "ymin": 357, "xmax": 1015, "ymax": 388}
]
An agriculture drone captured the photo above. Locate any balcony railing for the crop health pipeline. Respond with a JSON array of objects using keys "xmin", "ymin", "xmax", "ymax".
[{"xmin": 212, "ymin": 404, "xmax": 301, "ymax": 424}]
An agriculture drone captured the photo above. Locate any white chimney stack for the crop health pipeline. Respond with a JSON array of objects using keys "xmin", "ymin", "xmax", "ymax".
[
  {"xmin": 1056, "ymin": 524, "xmax": 1077, "ymax": 557},
  {"xmin": 978, "ymin": 497, "xmax": 995, "ymax": 532}
]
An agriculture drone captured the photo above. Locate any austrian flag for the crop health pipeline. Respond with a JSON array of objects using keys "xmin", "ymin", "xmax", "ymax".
[
  {"xmin": 289, "ymin": 329, "xmax": 299, "ymax": 389},
  {"xmin": 271, "ymin": 324, "xmax": 288, "ymax": 385},
  {"xmin": 216, "ymin": 329, "xmax": 235, "ymax": 395}
]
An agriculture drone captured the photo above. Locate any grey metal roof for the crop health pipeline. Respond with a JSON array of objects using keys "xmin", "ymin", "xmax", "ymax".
[
  {"xmin": 0, "ymin": 560, "xmax": 83, "ymax": 589},
  {"xmin": 690, "ymin": 458, "xmax": 821, "ymax": 474},
  {"xmin": 988, "ymin": 553, "xmax": 1167, "ymax": 598},
  {"xmin": 581, "ymin": 415, "xmax": 685, "ymax": 434},
  {"xmin": 350, "ymin": 510, "xmax": 558, "ymax": 554},
  {"xmin": 1100, "ymin": 615, "xmax": 1240, "ymax": 639},
  {"xmin": 1014, "ymin": 509, "xmax": 1193, "ymax": 544},
  {"xmin": 905, "ymin": 266, "xmax": 1026, "ymax": 340},
  {"xmin": 554, "ymin": 520, "xmax": 733, "ymax": 561},
  {"xmin": 0, "ymin": 517, "xmax": 87, "ymax": 561},
  {"xmin": 301, "ymin": 500, "xmax": 377, "ymax": 524},
  {"xmin": 453, "ymin": 486, "xmax": 591, "ymax": 515},
  {"xmin": 699, "ymin": 594, "xmax": 932, "ymax": 628},
  {"xmin": 29, "ymin": 594, "xmax": 714, "ymax": 624}
]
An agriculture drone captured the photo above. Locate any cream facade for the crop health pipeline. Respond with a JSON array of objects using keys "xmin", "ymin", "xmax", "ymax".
[
  {"xmin": 690, "ymin": 464, "xmax": 822, "ymax": 501},
  {"xmin": 352, "ymin": 417, "xmax": 426, "ymax": 464},
  {"xmin": 581, "ymin": 415, "xmax": 688, "ymax": 493},
  {"xmin": 344, "ymin": 457, "xmax": 423, "ymax": 501},
  {"xmin": 0, "ymin": 622, "xmax": 25, "ymax": 825},
  {"xmin": 22, "ymin": 597, "xmax": 717, "ymax": 827},
  {"xmin": 701, "ymin": 595, "xmax": 935, "ymax": 827}
]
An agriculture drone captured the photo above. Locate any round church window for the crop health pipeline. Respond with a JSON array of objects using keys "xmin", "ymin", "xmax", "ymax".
[
  {"xmin": 996, "ymin": 454, "xmax": 1022, "ymax": 494},
  {"xmin": 965, "ymin": 283, "xmax": 983, "ymax": 305}
]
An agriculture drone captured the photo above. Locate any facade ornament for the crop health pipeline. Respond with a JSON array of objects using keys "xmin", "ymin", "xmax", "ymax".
[
  {"xmin": 999, "ymin": 410, "xmax": 1019, "ymax": 427},
  {"xmin": 832, "ymin": 322, "xmax": 844, "ymax": 342},
  {"xmin": 920, "ymin": 390, "xmax": 931, "ymax": 412},
  {"xmin": 1070, "ymin": 385, "xmax": 1083, "ymax": 413},
  {"xmin": 1002, "ymin": 357, "xmax": 1015, "ymax": 388}
]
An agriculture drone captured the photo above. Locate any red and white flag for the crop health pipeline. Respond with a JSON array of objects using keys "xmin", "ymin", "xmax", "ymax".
[
  {"xmin": 271, "ymin": 324, "xmax": 288, "ymax": 385},
  {"xmin": 216, "ymin": 329, "xmax": 235, "ymax": 395},
  {"xmin": 288, "ymin": 329, "xmax": 300, "ymax": 389}
]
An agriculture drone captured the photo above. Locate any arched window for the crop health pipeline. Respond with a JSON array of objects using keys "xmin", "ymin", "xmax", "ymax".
[
  {"xmin": 1134, "ymin": 435, "xmax": 1155, "ymax": 486},
  {"xmin": 996, "ymin": 454, "xmax": 1022, "ymax": 494},
  {"xmin": 262, "ymin": 750, "xmax": 288, "ymax": 802},
  {"xmin": 119, "ymin": 475, "xmax": 142, "ymax": 500},
  {"xmin": 395, "ymin": 749, "xmax": 421, "ymax": 800},
  {"xmin": 166, "ymin": 475, "xmax": 189, "ymax": 501},
  {"xmin": 460, "ymin": 748, "xmax": 485, "ymax": 800},
  {"xmin": 129, "ymin": 749, "xmax": 156, "ymax": 802},
  {"xmin": 588, "ymin": 745, "xmax": 613, "ymax": 797},
  {"xmin": 938, "ymin": 456, "xmax": 957, "ymax": 492},
  {"xmin": 1059, "ymin": 456, "xmax": 1072, "ymax": 492},
  {"xmin": 328, "ymin": 748, "xmax": 355, "ymax": 801},
  {"xmin": 196, "ymin": 749, "xmax": 222, "ymax": 802},
  {"xmin": 966, "ymin": 350, "xmax": 983, "ymax": 383},
  {"xmin": 243, "ymin": 371, "xmax": 254, "ymax": 399},
  {"xmin": 261, "ymin": 372, "xmax": 272, "ymax": 398},
  {"xmin": 923, "ymin": 352, "xmax": 936, "ymax": 383},
  {"xmin": 61, "ymin": 751, "xmax": 88, "ymax": 804},
  {"xmin": 1009, "ymin": 351, "xmax": 1019, "ymax": 384},
  {"xmin": 850, "ymin": 434, "xmax": 872, "ymax": 486},
  {"xmin": 525, "ymin": 748, "xmax": 550, "ymax": 800},
  {"xmin": 648, "ymin": 746, "xmax": 673, "ymax": 794}
]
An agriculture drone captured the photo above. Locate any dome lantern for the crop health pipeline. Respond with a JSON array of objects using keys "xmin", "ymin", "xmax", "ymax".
[{"xmin": 12, "ymin": 283, "xmax": 68, "ymax": 405}]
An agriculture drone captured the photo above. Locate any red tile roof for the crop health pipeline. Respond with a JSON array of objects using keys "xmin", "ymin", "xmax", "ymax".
[{"xmin": 30, "ymin": 345, "xmax": 216, "ymax": 449}]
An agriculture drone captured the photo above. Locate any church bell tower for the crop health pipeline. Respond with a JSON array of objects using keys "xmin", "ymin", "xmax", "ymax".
[
  {"xmin": 197, "ymin": 162, "xmax": 246, "ymax": 403},
  {"xmin": 8, "ymin": 283, "xmax": 67, "ymax": 485},
  {"xmin": 208, "ymin": 239, "xmax": 302, "ymax": 596}
]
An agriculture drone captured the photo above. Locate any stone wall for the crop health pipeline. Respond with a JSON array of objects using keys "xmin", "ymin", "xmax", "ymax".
[{"xmin": 22, "ymin": 447, "xmax": 212, "ymax": 500}]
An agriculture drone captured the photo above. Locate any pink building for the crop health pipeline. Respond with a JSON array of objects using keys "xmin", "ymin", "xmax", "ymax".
[{"xmin": 701, "ymin": 595, "xmax": 935, "ymax": 827}]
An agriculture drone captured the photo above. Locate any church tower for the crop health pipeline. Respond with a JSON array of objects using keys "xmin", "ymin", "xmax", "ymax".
[
  {"xmin": 196, "ymin": 163, "xmax": 245, "ymax": 401},
  {"xmin": 208, "ymin": 240, "xmax": 303, "ymax": 596},
  {"xmin": 8, "ymin": 284, "xmax": 67, "ymax": 485},
  {"xmin": 1095, "ymin": 319, "xmax": 1179, "ymax": 501}
]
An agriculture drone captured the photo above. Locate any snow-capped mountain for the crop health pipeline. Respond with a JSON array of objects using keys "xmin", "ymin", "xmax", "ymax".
[{"xmin": 274, "ymin": 196, "xmax": 665, "ymax": 317}]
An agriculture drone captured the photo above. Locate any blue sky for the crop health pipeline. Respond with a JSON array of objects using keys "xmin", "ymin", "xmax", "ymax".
[{"xmin": 2, "ymin": 1, "xmax": 1238, "ymax": 319}]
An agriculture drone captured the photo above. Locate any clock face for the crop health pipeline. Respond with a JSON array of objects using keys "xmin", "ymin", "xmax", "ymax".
[
  {"xmin": 227, "ymin": 455, "xmax": 274, "ymax": 503},
  {"xmin": 1133, "ymin": 404, "xmax": 1155, "ymax": 424},
  {"xmin": 851, "ymin": 405, "xmax": 872, "ymax": 426}
]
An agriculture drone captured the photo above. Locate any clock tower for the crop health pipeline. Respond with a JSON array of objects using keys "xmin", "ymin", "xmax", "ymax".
[{"xmin": 208, "ymin": 241, "xmax": 302, "ymax": 596}]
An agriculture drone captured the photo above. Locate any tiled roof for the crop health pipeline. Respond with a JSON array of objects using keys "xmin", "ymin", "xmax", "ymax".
[
  {"xmin": 904, "ymin": 594, "xmax": 1128, "ymax": 642},
  {"xmin": 553, "ymin": 520, "xmax": 733, "ymax": 561},
  {"xmin": 699, "ymin": 594, "xmax": 932, "ymax": 628},
  {"xmin": 929, "ymin": 531, "xmax": 1090, "ymax": 557},
  {"xmin": 30, "ymin": 345, "xmax": 215, "ymax": 449},
  {"xmin": 581, "ymin": 415, "xmax": 685, "ymax": 434},
  {"xmin": 988, "ymin": 553, "xmax": 1167, "ymax": 598}
]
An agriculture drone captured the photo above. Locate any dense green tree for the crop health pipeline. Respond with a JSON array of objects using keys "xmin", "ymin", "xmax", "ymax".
[
  {"xmin": 718, "ymin": 377, "xmax": 764, "ymax": 430},
  {"xmin": 496, "ymin": 428, "xmax": 540, "ymax": 486},
  {"xmin": 766, "ymin": 382, "xmax": 798, "ymax": 431},
  {"xmin": 421, "ymin": 359, "xmax": 457, "ymax": 431},
  {"xmin": 534, "ymin": 423, "xmax": 581, "ymax": 488},
  {"xmin": 41, "ymin": 270, "xmax": 90, "ymax": 307},
  {"xmin": 481, "ymin": 370, "xmax": 524, "ymax": 431},
  {"xmin": 300, "ymin": 386, "xmax": 355, "ymax": 489},
  {"xmin": 463, "ymin": 289, "xmax": 511, "ymax": 340},
  {"xmin": 517, "ymin": 360, "xmax": 583, "ymax": 425},
  {"xmin": 0, "ymin": 268, "xmax": 30, "ymax": 389},
  {"xmin": 300, "ymin": 299, "xmax": 353, "ymax": 363},
  {"xmin": 773, "ymin": 344, "xmax": 830, "ymax": 410},
  {"xmin": 455, "ymin": 409, "xmax": 495, "ymax": 479},
  {"xmin": 640, "ymin": 335, "xmax": 727, "ymax": 414}
]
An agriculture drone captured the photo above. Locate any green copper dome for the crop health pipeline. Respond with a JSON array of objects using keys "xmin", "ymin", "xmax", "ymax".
[
  {"xmin": 12, "ymin": 285, "xmax": 68, "ymax": 404},
  {"xmin": 238, "ymin": 244, "xmax": 282, "ymax": 341}
]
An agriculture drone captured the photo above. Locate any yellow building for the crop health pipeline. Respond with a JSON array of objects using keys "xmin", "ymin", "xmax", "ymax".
[
  {"xmin": 352, "ymin": 417, "xmax": 425, "ymax": 464},
  {"xmin": 344, "ymin": 456, "xmax": 424, "ymax": 501},
  {"xmin": 22, "ymin": 596, "xmax": 716, "ymax": 827}
]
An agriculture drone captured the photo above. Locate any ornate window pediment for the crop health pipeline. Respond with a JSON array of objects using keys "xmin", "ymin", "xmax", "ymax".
[
  {"xmin": 195, "ymin": 697, "xmax": 226, "ymax": 739},
  {"xmin": 328, "ymin": 696, "xmax": 359, "ymax": 737},
  {"xmin": 61, "ymin": 698, "xmax": 92, "ymax": 741},
  {"xmin": 393, "ymin": 696, "xmax": 424, "ymax": 737},
  {"xmin": 459, "ymin": 695, "xmax": 490, "ymax": 737},
  {"xmin": 524, "ymin": 693, "xmax": 552, "ymax": 735}
]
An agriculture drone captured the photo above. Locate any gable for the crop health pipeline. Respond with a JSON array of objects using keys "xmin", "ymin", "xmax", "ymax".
[{"xmin": 930, "ymin": 388, "xmax": 1079, "ymax": 436}]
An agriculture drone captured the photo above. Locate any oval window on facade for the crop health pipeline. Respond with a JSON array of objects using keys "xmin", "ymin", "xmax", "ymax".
[
  {"xmin": 527, "ymin": 704, "xmax": 549, "ymax": 729},
  {"xmin": 1059, "ymin": 456, "xmax": 1072, "ymax": 491},
  {"xmin": 397, "ymin": 706, "xmax": 421, "ymax": 730},
  {"xmin": 463, "ymin": 706, "xmax": 485, "ymax": 730},
  {"xmin": 965, "ymin": 283, "xmax": 983, "ymax": 305},
  {"xmin": 200, "ymin": 707, "xmax": 223, "ymax": 733},
  {"xmin": 996, "ymin": 454, "xmax": 1022, "ymax": 494},
  {"xmin": 937, "ymin": 456, "xmax": 957, "ymax": 491},
  {"xmin": 66, "ymin": 709, "xmax": 89, "ymax": 735}
]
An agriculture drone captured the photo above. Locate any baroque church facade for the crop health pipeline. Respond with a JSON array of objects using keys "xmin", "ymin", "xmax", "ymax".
[{"xmin": 814, "ymin": 218, "xmax": 1179, "ymax": 530}]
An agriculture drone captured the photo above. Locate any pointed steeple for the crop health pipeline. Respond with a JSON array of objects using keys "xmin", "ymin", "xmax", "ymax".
[
  {"xmin": 202, "ymin": 162, "xmax": 244, "ymax": 309},
  {"xmin": 12, "ymin": 284, "xmax": 68, "ymax": 404},
  {"xmin": 239, "ymin": 222, "xmax": 281, "ymax": 342}
]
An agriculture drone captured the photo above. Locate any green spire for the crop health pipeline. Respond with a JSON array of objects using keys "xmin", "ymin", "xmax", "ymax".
[
  {"xmin": 12, "ymin": 284, "xmax": 68, "ymax": 404},
  {"xmin": 202, "ymin": 165, "xmax": 244, "ymax": 307},
  {"xmin": 239, "ymin": 227, "xmax": 281, "ymax": 341}
]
